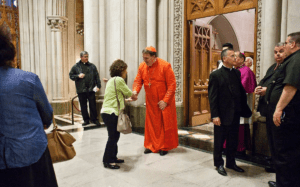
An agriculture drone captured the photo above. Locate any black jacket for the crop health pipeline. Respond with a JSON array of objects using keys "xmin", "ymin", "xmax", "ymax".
[
  {"xmin": 69, "ymin": 61, "xmax": 101, "ymax": 93},
  {"xmin": 208, "ymin": 66, "xmax": 252, "ymax": 126},
  {"xmin": 257, "ymin": 63, "xmax": 277, "ymax": 116}
]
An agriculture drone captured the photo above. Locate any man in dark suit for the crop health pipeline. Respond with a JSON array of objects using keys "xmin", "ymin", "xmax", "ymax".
[
  {"xmin": 69, "ymin": 51, "xmax": 101, "ymax": 126},
  {"xmin": 254, "ymin": 42, "xmax": 286, "ymax": 175},
  {"xmin": 265, "ymin": 32, "xmax": 300, "ymax": 187},
  {"xmin": 208, "ymin": 49, "xmax": 251, "ymax": 176}
]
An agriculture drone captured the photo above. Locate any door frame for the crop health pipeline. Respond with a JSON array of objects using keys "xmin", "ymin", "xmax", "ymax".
[{"xmin": 183, "ymin": 0, "xmax": 259, "ymax": 126}]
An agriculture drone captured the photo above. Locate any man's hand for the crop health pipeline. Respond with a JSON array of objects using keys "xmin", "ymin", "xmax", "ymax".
[
  {"xmin": 43, "ymin": 124, "xmax": 48, "ymax": 130},
  {"xmin": 78, "ymin": 73, "xmax": 85, "ymax": 78},
  {"xmin": 254, "ymin": 86, "xmax": 262, "ymax": 95},
  {"xmin": 255, "ymin": 86, "xmax": 267, "ymax": 96},
  {"xmin": 95, "ymin": 87, "xmax": 100, "ymax": 92},
  {"xmin": 273, "ymin": 109, "xmax": 282, "ymax": 127},
  {"xmin": 131, "ymin": 93, "xmax": 138, "ymax": 101},
  {"xmin": 103, "ymin": 78, "xmax": 108, "ymax": 83},
  {"xmin": 158, "ymin": 100, "xmax": 167, "ymax": 111},
  {"xmin": 213, "ymin": 117, "xmax": 221, "ymax": 126}
]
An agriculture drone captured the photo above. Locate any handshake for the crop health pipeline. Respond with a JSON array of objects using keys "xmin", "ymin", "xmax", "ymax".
[{"xmin": 125, "ymin": 91, "xmax": 138, "ymax": 102}]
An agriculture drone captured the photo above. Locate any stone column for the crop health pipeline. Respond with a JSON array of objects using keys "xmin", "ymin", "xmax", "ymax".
[
  {"xmin": 99, "ymin": 0, "xmax": 106, "ymax": 95},
  {"xmin": 260, "ymin": 0, "xmax": 281, "ymax": 78},
  {"xmin": 84, "ymin": 0, "xmax": 99, "ymax": 69},
  {"xmin": 281, "ymin": 0, "xmax": 288, "ymax": 42},
  {"xmin": 47, "ymin": 16, "xmax": 68, "ymax": 100},
  {"xmin": 67, "ymin": 0, "xmax": 76, "ymax": 98},
  {"xmin": 147, "ymin": 0, "xmax": 156, "ymax": 47}
]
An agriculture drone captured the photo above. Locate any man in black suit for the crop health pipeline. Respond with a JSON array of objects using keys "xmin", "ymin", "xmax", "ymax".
[
  {"xmin": 265, "ymin": 32, "xmax": 300, "ymax": 187},
  {"xmin": 255, "ymin": 42, "xmax": 286, "ymax": 175},
  {"xmin": 208, "ymin": 49, "xmax": 251, "ymax": 176}
]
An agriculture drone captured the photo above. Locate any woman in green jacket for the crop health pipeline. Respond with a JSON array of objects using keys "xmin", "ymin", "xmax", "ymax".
[{"xmin": 101, "ymin": 59, "xmax": 137, "ymax": 169}]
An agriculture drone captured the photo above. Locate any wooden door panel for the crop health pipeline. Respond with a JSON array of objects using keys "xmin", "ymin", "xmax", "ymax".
[
  {"xmin": 189, "ymin": 23, "xmax": 212, "ymax": 126},
  {"xmin": 220, "ymin": 0, "xmax": 257, "ymax": 15},
  {"xmin": 186, "ymin": 0, "xmax": 257, "ymax": 20},
  {"xmin": 187, "ymin": 0, "xmax": 219, "ymax": 20}
]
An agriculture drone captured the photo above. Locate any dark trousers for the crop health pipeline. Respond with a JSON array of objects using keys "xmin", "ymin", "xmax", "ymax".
[
  {"xmin": 78, "ymin": 92, "xmax": 98, "ymax": 122},
  {"xmin": 266, "ymin": 114, "xmax": 275, "ymax": 168},
  {"xmin": 214, "ymin": 113, "xmax": 240, "ymax": 167},
  {"xmin": 267, "ymin": 106, "xmax": 300, "ymax": 187},
  {"xmin": 102, "ymin": 113, "xmax": 120, "ymax": 163}
]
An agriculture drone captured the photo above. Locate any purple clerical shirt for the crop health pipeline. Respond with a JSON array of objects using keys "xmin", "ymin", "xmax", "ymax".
[{"xmin": 237, "ymin": 64, "xmax": 257, "ymax": 93}]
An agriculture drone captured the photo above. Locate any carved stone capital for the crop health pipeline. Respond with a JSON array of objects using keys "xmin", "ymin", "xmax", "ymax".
[
  {"xmin": 47, "ymin": 16, "xmax": 68, "ymax": 31},
  {"xmin": 76, "ymin": 23, "xmax": 84, "ymax": 36}
]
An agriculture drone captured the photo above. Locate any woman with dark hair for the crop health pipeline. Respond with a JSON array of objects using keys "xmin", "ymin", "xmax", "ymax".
[
  {"xmin": 101, "ymin": 59, "xmax": 137, "ymax": 169},
  {"xmin": 0, "ymin": 26, "xmax": 58, "ymax": 186}
]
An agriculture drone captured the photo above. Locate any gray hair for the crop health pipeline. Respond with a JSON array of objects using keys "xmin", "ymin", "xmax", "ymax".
[
  {"xmin": 275, "ymin": 42, "xmax": 285, "ymax": 47},
  {"xmin": 221, "ymin": 49, "xmax": 233, "ymax": 62},
  {"xmin": 245, "ymin": 57, "xmax": 253, "ymax": 63},
  {"xmin": 288, "ymin": 32, "xmax": 300, "ymax": 47},
  {"xmin": 80, "ymin": 51, "xmax": 89, "ymax": 57}
]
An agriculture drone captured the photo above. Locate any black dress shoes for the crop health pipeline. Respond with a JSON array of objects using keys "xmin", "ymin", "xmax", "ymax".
[
  {"xmin": 268, "ymin": 181, "xmax": 276, "ymax": 187},
  {"xmin": 265, "ymin": 166, "xmax": 276, "ymax": 173},
  {"xmin": 159, "ymin": 150, "xmax": 168, "ymax": 156},
  {"xmin": 82, "ymin": 121, "xmax": 90, "ymax": 126},
  {"xmin": 144, "ymin": 149, "xmax": 152, "ymax": 154},
  {"xmin": 91, "ymin": 120, "xmax": 101, "ymax": 126},
  {"xmin": 217, "ymin": 165, "xmax": 227, "ymax": 176},
  {"xmin": 103, "ymin": 162, "xmax": 120, "ymax": 169},
  {"xmin": 115, "ymin": 159, "xmax": 124, "ymax": 163},
  {"xmin": 226, "ymin": 165, "xmax": 245, "ymax": 172}
]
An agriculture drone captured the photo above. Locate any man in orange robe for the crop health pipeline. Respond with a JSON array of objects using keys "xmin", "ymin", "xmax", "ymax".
[{"xmin": 132, "ymin": 46, "xmax": 178, "ymax": 156}]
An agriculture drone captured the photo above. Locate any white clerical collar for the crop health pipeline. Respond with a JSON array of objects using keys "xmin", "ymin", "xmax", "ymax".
[{"xmin": 222, "ymin": 64, "xmax": 233, "ymax": 71}]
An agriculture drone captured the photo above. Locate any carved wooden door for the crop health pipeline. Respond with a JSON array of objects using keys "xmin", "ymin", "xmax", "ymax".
[
  {"xmin": 189, "ymin": 21, "xmax": 212, "ymax": 126},
  {"xmin": 211, "ymin": 49, "xmax": 222, "ymax": 70}
]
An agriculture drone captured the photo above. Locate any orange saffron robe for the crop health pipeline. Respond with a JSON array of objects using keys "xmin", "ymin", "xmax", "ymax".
[{"xmin": 133, "ymin": 58, "xmax": 178, "ymax": 152}]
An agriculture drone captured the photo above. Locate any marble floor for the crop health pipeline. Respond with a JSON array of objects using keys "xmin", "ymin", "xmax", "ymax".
[{"xmin": 50, "ymin": 126, "xmax": 275, "ymax": 187}]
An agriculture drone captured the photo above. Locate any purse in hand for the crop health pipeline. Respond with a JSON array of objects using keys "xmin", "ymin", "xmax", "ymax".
[
  {"xmin": 114, "ymin": 78, "xmax": 132, "ymax": 134},
  {"xmin": 47, "ymin": 115, "xmax": 76, "ymax": 163}
]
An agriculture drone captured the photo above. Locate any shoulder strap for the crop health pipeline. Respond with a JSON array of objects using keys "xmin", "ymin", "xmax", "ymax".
[
  {"xmin": 114, "ymin": 77, "xmax": 126, "ymax": 112},
  {"xmin": 114, "ymin": 78, "xmax": 121, "ymax": 112}
]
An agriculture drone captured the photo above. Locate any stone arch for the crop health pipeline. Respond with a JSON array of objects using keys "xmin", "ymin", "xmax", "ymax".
[{"xmin": 208, "ymin": 15, "xmax": 240, "ymax": 51}]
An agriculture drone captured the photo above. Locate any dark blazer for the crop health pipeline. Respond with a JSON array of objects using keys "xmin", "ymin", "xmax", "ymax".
[
  {"xmin": 69, "ymin": 61, "xmax": 101, "ymax": 93},
  {"xmin": 257, "ymin": 63, "xmax": 277, "ymax": 116},
  {"xmin": 208, "ymin": 66, "xmax": 252, "ymax": 126}
]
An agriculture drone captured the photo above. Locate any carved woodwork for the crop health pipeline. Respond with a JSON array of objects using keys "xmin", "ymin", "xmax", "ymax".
[
  {"xmin": 189, "ymin": 23, "xmax": 212, "ymax": 126},
  {"xmin": 222, "ymin": 0, "xmax": 256, "ymax": 15},
  {"xmin": 211, "ymin": 49, "xmax": 222, "ymax": 70},
  {"xmin": 187, "ymin": 0, "xmax": 257, "ymax": 20},
  {"xmin": 0, "ymin": 0, "xmax": 20, "ymax": 68},
  {"xmin": 187, "ymin": 0, "xmax": 217, "ymax": 20}
]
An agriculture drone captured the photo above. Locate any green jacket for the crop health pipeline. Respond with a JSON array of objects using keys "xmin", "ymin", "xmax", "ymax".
[{"xmin": 101, "ymin": 77, "xmax": 132, "ymax": 116}]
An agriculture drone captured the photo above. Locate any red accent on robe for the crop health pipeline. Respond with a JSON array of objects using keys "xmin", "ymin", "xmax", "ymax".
[{"xmin": 133, "ymin": 58, "xmax": 178, "ymax": 152}]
